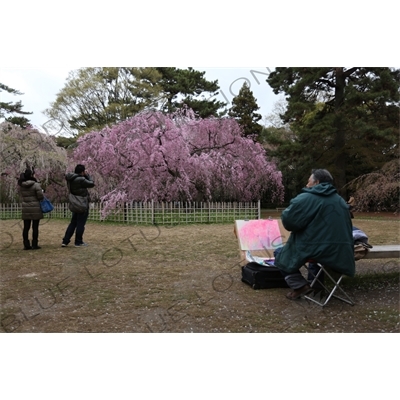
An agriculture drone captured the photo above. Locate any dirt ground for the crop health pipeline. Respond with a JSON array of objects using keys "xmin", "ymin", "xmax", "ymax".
[{"xmin": 0, "ymin": 213, "xmax": 399, "ymax": 333}]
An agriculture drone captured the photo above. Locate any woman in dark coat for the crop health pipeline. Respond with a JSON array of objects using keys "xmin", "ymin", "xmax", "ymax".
[{"xmin": 18, "ymin": 169, "xmax": 44, "ymax": 250}]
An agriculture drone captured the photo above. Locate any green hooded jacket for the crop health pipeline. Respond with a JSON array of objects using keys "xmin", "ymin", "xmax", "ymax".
[{"xmin": 275, "ymin": 182, "xmax": 355, "ymax": 277}]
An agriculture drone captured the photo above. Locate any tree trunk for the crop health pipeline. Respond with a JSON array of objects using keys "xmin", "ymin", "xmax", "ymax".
[{"xmin": 334, "ymin": 68, "xmax": 347, "ymax": 198}]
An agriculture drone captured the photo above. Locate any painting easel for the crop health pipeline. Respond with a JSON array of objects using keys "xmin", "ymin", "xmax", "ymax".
[{"xmin": 234, "ymin": 219, "xmax": 290, "ymax": 265}]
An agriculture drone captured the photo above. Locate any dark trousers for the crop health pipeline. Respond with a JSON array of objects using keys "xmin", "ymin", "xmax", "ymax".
[
  {"xmin": 274, "ymin": 247, "xmax": 325, "ymax": 290},
  {"xmin": 62, "ymin": 211, "xmax": 89, "ymax": 245},
  {"xmin": 23, "ymin": 219, "xmax": 40, "ymax": 246}
]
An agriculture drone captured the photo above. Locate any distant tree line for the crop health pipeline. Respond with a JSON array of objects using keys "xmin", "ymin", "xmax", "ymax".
[{"xmin": 260, "ymin": 67, "xmax": 400, "ymax": 211}]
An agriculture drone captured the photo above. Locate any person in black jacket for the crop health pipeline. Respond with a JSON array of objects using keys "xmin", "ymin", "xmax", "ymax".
[
  {"xmin": 62, "ymin": 164, "xmax": 95, "ymax": 247},
  {"xmin": 18, "ymin": 169, "xmax": 44, "ymax": 250}
]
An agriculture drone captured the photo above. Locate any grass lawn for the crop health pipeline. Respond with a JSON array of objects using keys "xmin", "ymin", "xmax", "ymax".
[{"xmin": 0, "ymin": 213, "xmax": 399, "ymax": 333}]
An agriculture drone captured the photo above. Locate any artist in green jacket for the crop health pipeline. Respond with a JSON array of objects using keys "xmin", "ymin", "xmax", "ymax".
[{"xmin": 274, "ymin": 169, "xmax": 355, "ymax": 300}]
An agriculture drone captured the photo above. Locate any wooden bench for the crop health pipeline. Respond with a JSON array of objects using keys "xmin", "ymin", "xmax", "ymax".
[
  {"xmin": 364, "ymin": 245, "xmax": 400, "ymax": 259},
  {"xmin": 304, "ymin": 245, "xmax": 399, "ymax": 307}
]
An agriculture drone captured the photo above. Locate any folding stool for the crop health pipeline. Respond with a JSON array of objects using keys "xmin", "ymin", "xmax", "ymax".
[{"xmin": 303, "ymin": 261, "xmax": 355, "ymax": 307}]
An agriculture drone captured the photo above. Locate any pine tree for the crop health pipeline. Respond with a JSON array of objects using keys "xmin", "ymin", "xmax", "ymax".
[
  {"xmin": 0, "ymin": 83, "xmax": 32, "ymax": 128},
  {"xmin": 266, "ymin": 67, "xmax": 400, "ymax": 196},
  {"xmin": 228, "ymin": 82, "xmax": 262, "ymax": 139},
  {"xmin": 156, "ymin": 67, "xmax": 226, "ymax": 118}
]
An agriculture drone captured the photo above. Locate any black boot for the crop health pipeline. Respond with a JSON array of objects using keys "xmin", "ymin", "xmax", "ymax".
[
  {"xmin": 32, "ymin": 240, "xmax": 41, "ymax": 250},
  {"xmin": 23, "ymin": 240, "xmax": 32, "ymax": 250}
]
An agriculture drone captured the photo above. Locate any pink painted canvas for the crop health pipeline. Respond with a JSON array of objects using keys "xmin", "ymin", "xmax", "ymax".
[{"xmin": 235, "ymin": 219, "xmax": 284, "ymax": 250}]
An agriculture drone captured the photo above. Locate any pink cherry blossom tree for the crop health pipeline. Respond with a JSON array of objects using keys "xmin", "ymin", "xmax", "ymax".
[
  {"xmin": 71, "ymin": 109, "xmax": 284, "ymax": 216},
  {"xmin": 0, "ymin": 122, "xmax": 68, "ymax": 202}
]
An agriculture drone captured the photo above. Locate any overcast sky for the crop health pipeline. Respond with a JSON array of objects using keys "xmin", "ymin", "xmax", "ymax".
[{"xmin": 0, "ymin": 66, "xmax": 281, "ymax": 134}]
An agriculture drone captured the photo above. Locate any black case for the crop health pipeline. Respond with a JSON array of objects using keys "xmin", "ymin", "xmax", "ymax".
[{"xmin": 241, "ymin": 262, "xmax": 289, "ymax": 289}]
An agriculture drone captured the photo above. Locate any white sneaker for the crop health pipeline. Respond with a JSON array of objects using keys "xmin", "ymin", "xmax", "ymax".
[{"xmin": 75, "ymin": 242, "xmax": 88, "ymax": 247}]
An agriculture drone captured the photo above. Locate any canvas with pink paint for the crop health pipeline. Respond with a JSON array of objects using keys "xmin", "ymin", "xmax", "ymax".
[{"xmin": 235, "ymin": 219, "xmax": 285, "ymax": 251}]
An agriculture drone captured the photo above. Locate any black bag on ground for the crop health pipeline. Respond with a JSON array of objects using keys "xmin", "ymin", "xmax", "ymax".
[{"xmin": 241, "ymin": 262, "xmax": 289, "ymax": 289}]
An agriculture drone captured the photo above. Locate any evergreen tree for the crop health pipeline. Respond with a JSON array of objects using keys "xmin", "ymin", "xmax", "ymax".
[
  {"xmin": 45, "ymin": 67, "xmax": 227, "ymax": 135},
  {"xmin": 44, "ymin": 67, "xmax": 163, "ymax": 135},
  {"xmin": 156, "ymin": 67, "xmax": 226, "ymax": 118},
  {"xmin": 267, "ymin": 68, "xmax": 400, "ymax": 196},
  {"xmin": 55, "ymin": 135, "xmax": 77, "ymax": 149},
  {"xmin": 259, "ymin": 125, "xmax": 300, "ymax": 202},
  {"xmin": 0, "ymin": 83, "xmax": 32, "ymax": 128},
  {"xmin": 228, "ymin": 82, "xmax": 262, "ymax": 139}
]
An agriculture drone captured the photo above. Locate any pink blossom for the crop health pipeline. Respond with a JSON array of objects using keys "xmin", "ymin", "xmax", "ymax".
[{"xmin": 71, "ymin": 109, "xmax": 284, "ymax": 216}]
